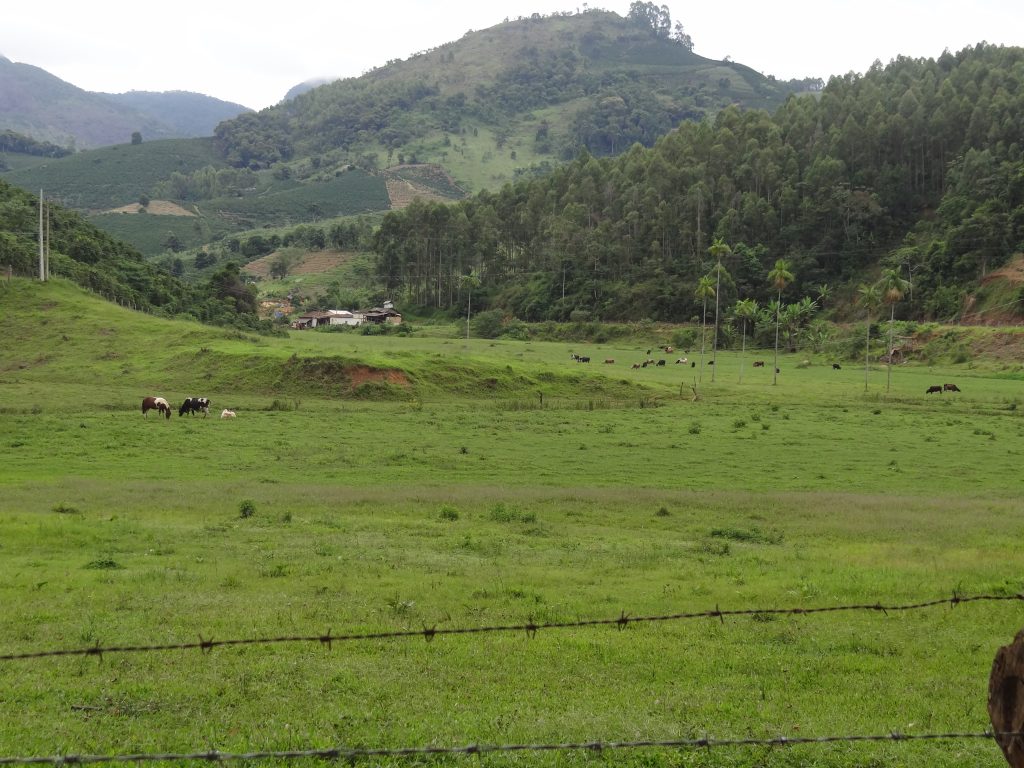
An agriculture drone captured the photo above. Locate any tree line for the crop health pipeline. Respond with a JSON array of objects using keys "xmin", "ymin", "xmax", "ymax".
[{"xmin": 369, "ymin": 43, "xmax": 1024, "ymax": 324}]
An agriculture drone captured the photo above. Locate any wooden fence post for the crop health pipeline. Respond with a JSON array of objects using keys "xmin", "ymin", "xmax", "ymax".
[{"xmin": 989, "ymin": 628, "xmax": 1024, "ymax": 767}]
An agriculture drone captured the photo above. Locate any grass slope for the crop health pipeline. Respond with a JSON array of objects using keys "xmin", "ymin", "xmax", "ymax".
[{"xmin": 2, "ymin": 279, "xmax": 1023, "ymax": 767}]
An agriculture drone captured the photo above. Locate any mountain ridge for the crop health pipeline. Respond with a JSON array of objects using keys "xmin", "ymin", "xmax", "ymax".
[{"xmin": 0, "ymin": 57, "xmax": 250, "ymax": 149}]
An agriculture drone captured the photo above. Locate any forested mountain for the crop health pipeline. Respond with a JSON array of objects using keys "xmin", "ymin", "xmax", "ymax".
[
  {"xmin": 371, "ymin": 44, "xmax": 1024, "ymax": 323},
  {"xmin": 0, "ymin": 56, "xmax": 249, "ymax": 149},
  {"xmin": 213, "ymin": 7, "xmax": 806, "ymax": 183}
]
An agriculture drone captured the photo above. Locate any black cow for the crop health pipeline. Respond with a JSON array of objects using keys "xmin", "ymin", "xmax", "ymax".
[
  {"xmin": 832, "ymin": 363, "xmax": 842, "ymax": 370},
  {"xmin": 656, "ymin": 359, "xmax": 666, "ymax": 366},
  {"xmin": 926, "ymin": 385, "xmax": 943, "ymax": 394},
  {"xmin": 179, "ymin": 397, "xmax": 211, "ymax": 417},
  {"xmin": 943, "ymin": 383, "xmax": 961, "ymax": 392},
  {"xmin": 752, "ymin": 360, "xmax": 765, "ymax": 368}
]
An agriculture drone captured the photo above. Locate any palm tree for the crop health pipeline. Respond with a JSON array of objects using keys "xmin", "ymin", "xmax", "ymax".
[
  {"xmin": 767, "ymin": 259, "xmax": 794, "ymax": 385},
  {"xmin": 694, "ymin": 274, "xmax": 715, "ymax": 382},
  {"xmin": 734, "ymin": 298, "xmax": 758, "ymax": 384},
  {"xmin": 708, "ymin": 238, "xmax": 732, "ymax": 382},
  {"xmin": 459, "ymin": 269, "xmax": 481, "ymax": 341},
  {"xmin": 877, "ymin": 268, "xmax": 909, "ymax": 392},
  {"xmin": 857, "ymin": 283, "xmax": 881, "ymax": 391}
]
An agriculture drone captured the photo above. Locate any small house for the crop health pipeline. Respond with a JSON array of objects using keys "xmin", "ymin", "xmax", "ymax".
[{"xmin": 362, "ymin": 306, "xmax": 403, "ymax": 325}]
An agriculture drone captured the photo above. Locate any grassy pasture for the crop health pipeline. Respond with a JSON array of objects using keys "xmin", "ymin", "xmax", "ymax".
[{"xmin": 2, "ymin": 279, "xmax": 1024, "ymax": 766}]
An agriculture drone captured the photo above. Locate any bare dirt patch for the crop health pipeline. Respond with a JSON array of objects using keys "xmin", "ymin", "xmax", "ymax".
[
  {"xmin": 348, "ymin": 366, "xmax": 410, "ymax": 389},
  {"xmin": 104, "ymin": 200, "xmax": 196, "ymax": 216},
  {"xmin": 981, "ymin": 254, "xmax": 1024, "ymax": 285}
]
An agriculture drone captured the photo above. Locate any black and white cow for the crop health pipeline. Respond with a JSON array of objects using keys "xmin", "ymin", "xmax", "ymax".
[{"xmin": 179, "ymin": 397, "xmax": 211, "ymax": 417}]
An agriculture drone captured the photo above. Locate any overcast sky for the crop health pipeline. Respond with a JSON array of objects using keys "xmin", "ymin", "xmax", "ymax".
[{"xmin": 2, "ymin": 1, "xmax": 1021, "ymax": 110}]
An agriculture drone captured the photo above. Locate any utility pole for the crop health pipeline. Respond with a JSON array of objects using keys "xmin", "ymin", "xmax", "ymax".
[
  {"xmin": 38, "ymin": 190, "xmax": 45, "ymax": 281},
  {"xmin": 45, "ymin": 199, "xmax": 51, "ymax": 279}
]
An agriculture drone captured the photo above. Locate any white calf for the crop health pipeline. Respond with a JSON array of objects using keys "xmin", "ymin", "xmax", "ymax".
[{"xmin": 220, "ymin": 409, "xmax": 236, "ymax": 419}]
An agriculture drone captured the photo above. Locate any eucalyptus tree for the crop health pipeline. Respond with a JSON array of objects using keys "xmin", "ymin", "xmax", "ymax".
[
  {"xmin": 857, "ymin": 282, "xmax": 881, "ymax": 391},
  {"xmin": 733, "ymin": 298, "xmax": 759, "ymax": 384},
  {"xmin": 877, "ymin": 267, "xmax": 909, "ymax": 392},
  {"xmin": 767, "ymin": 259, "xmax": 794, "ymax": 385},
  {"xmin": 694, "ymin": 274, "xmax": 715, "ymax": 382},
  {"xmin": 459, "ymin": 269, "xmax": 481, "ymax": 341},
  {"xmin": 708, "ymin": 238, "xmax": 732, "ymax": 382}
]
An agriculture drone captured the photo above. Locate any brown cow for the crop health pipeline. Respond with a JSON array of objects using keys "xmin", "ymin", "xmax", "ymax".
[
  {"xmin": 753, "ymin": 360, "xmax": 765, "ymax": 367},
  {"xmin": 603, "ymin": 358, "xmax": 615, "ymax": 364},
  {"xmin": 926, "ymin": 385, "xmax": 943, "ymax": 394},
  {"xmin": 943, "ymin": 383, "xmax": 961, "ymax": 392}
]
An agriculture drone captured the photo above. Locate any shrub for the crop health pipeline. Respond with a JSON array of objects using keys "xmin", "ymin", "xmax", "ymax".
[
  {"xmin": 471, "ymin": 309, "xmax": 505, "ymax": 339},
  {"xmin": 439, "ymin": 504, "xmax": 460, "ymax": 521},
  {"xmin": 238, "ymin": 499, "xmax": 256, "ymax": 518}
]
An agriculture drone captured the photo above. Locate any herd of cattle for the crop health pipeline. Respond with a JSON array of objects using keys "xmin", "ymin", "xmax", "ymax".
[
  {"xmin": 141, "ymin": 396, "xmax": 235, "ymax": 419},
  {"xmin": 570, "ymin": 351, "xmax": 962, "ymax": 393}
]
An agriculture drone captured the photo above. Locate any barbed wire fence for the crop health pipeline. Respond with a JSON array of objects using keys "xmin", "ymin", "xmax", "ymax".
[
  {"xmin": 0, "ymin": 731, "xmax": 1020, "ymax": 767},
  {"xmin": 2, "ymin": 591, "xmax": 1020, "ymax": 662},
  {"xmin": 2, "ymin": 590, "xmax": 1023, "ymax": 765}
]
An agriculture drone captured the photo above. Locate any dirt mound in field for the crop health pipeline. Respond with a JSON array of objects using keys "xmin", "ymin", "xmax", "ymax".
[{"xmin": 275, "ymin": 356, "xmax": 412, "ymax": 399}]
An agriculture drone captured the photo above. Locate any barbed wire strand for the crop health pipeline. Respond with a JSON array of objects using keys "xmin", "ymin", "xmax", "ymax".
[
  {"xmin": 2, "ymin": 591, "xmax": 1021, "ymax": 662},
  {"xmin": 0, "ymin": 730, "xmax": 1018, "ymax": 766}
]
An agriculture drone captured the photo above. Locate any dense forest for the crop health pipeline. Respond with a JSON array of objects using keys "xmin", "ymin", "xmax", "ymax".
[
  {"xmin": 0, "ymin": 180, "xmax": 274, "ymax": 331},
  {"xmin": 371, "ymin": 43, "xmax": 1024, "ymax": 322}
]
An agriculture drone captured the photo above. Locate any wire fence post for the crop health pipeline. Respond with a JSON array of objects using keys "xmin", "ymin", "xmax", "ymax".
[{"xmin": 990, "ymin": 628, "xmax": 1024, "ymax": 767}]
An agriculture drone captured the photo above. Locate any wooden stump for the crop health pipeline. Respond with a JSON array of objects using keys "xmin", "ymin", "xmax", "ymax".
[{"xmin": 989, "ymin": 628, "xmax": 1024, "ymax": 767}]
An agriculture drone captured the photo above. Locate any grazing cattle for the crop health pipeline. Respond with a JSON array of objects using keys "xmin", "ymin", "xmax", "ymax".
[
  {"xmin": 943, "ymin": 383, "xmax": 961, "ymax": 392},
  {"xmin": 220, "ymin": 409, "xmax": 236, "ymax": 419},
  {"xmin": 663, "ymin": 346, "xmax": 674, "ymax": 354},
  {"xmin": 691, "ymin": 361, "xmax": 696, "ymax": 368},
  {"xmin": 707, "ymin": 360, "xmax": 714, "ymax": 366},
  {"xmin": 631, "ymin": 363, "xmax": 642, "ymax": 369},
  {"xmin": 603, "ymin": 358, "xmax": 615, "ymax": 364},
  {"xmin": 142, "ymin": 396, "xmax": 171, "ymax": 419},
  {"xmin": 179, "ymin": 397, "xmax": 211, "ymax": 417},
  {"xmin": 675, "ymin": 357, "xmax": 688, "ymax": 364},
  {"xmin": 926, "ymin": 385, "xmax": 943, "ymax": 394},
  {"xmin": 578, "ymin": 356, "xmax": 590, "ymax": 363},
  {"xmin": 775, "ymin": 367, "xmax": 781, "ymax": 374},
  {"xmin": 570, "ymin": 353, "xmax": 580, "ymax": 361},
  {"xmin": 753, "ymin": 360, "xmax": 765, "ymax": 368},
  {"xmin": 656, "ymin": 359, "xmax": 666, "ymax": 366},
  {"xmin": 832, "ymin": 363, "xmax": 842, "ymax": 370}
]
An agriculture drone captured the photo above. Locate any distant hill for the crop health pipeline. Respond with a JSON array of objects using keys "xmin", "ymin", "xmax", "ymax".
[
  {"xmin": 214, "ymin": 9, "xmax": 805, "ymax": 190},
  {"xmin": 0, "ymin": 56, "xmax": 249, "ymax": 149},
  {"xmin": 101, "ymin": 90, "xmax": 252, "ymax": 138}
]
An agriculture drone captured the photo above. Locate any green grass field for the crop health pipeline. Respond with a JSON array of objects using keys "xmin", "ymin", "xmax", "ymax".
[{"xmin": 2, "ymin": 279, "xmax": 1023, "ymax": 766}]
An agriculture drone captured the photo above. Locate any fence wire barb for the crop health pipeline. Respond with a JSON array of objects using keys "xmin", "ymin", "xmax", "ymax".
[
  {"xmin": 1, "ymin": 592, "xmax": 1021, "ymax": 662},
  {"xmin": 0, "ymin": 731, "xmax": 1018, "ymax": 766}
]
